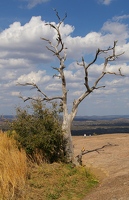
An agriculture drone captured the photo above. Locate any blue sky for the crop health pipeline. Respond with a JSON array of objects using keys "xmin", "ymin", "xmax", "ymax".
[{"xmin": 0, "ymin": 0, "xmax": 129, "ymax": 116}]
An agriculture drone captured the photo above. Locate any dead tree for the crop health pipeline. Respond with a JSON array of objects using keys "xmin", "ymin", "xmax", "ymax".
[{"xmin": 18, "ymin": 10, "xmax": 124, "ymax": 165}]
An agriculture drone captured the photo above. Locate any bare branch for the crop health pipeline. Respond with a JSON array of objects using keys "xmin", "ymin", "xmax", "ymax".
[
  {"xmin": 92, "ymin": 72, "xmax": 106, "ymax": 89},
  {"xmin": 52, "ymin": 66, "xmax": 60, "ymax": 71},
  {"xmin": 40, "ymin": 37, "xmax": 50, "ymax": 42},
  {"xmin": 53, "ymin": 8, "xmax": 67, "ymax": 25},
  {"xmin": 41, "ymin": 10, "xmax": 67, "ymax": 61},
  {"xmin": 46, "ymin": 46, "xmax": 56, "ymax": 55},
  {"xmin": 19, "ymin": 96, "xmax": 37, "ymax": 102},
  {"xmin": 94, "ymin": 85, "xmax": 106, "ymax": 90},
  {"xmin": 17, "ymin": 82, "xmax": 48, "ymax": 98},
  {"xmin": 53, "ymin": 74, "xmax": 61, "ymax": 79},
  {"xmin": 118, "ymin": 67, "xmax": 125, "ymax": 76},
  {"xmin": 75, "ymin": 143, "xmax": 118, "ymax": 165},
  {"xmin": 19, "ymin": 95, "xmax": 63, "ymax": 102},
  {"xmin": 106, "ymin": 71, "xmax": 125, "ymax": 76},
  {"xmin": 17, "ymin": 82, "xmax": 63, "ymax": 102},
  {"xmin": 100, "ymin": 40, "xmax": 117, "ymax": 53},
  {"xmin": 82, "ymin": 143, "xmax": 118, "ymax": 155},
  {"xmin": 77, "ymin": 57, "xmax": 91, "ymax": 92},
  {"xmin": 18, "ymin": 11, "xmax": 68, "ymax": 119},
  {"xmin": 86, "ymin": 48, "xmax": 100, "ymax": 69},
  {"xmin": 103, "ymin": 42, "xmax": 124, "ymax": 72},
  {"xmin": 53, "ymin": 8, "xmax": 60, "ymax": 21},
  {"xmin": 72, "ymin": 41, "xmax": 125, "ymax": 118},
  {"xmin": 45, "ymin": 23, "xmax": 57, "ymax": 31}
]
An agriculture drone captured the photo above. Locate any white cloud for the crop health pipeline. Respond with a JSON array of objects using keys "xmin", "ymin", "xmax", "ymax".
[
  {"xmin": 0, "ymin": 16, "xmax": 74, "ymax": 64},
  {"xmin": 11, "ymin": 91, "xmax": 20, "ymax": 96},
  {"xmin": 45, "ymin": 83, "xmax": 61, "ymax": 91},
  {"xmin": 95, "ymin": 87, "xmax": 117, "ymax": 95},
  {"xmin": 64, "ymin": 70, "xmax": 82, "ymax": 82},
  {"xmin": 105, "ymin": 77, "xmax": 129, "ymax": 87},
  {"xmin": 102, "ymin": 21, "xmax": 128, "ymax": 35},
  {"xmin": 21, "ymin": 0, "xmax": 50, "ymax": 9},
  {"xmin": 17, "ymin": 70, "xmax": 50, "ymax": 84},
  {"xmin": 113, "ymin": 15, "xmax": 129, "ymax": 22},
  {"xmin": 0, "ymin": 58, "xmax": 32, "ymax": 69},
  {"xmin": 64, "ymin": 32, "xmax": 104, "ymax": 58},
  {"xmin": 72, "ymin": 91, "xmax": 84, "ymax": 97},
  {"xmin": 0, "ymin": 15, "xmax": 129, "ymax": 115},
  {"xmin": 98, "ymin": 0, "xmax": 113, "ymax": 5},
  {"xmin": 1, "ymin": 71, "xmax": 16, "ymax": 80},
  {"xmin": 68, "ymin": 62, "xmax": 82, "ymax": 70}
]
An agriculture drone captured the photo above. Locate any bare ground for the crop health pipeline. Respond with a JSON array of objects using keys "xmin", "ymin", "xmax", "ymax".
[{"xmin": 73, "ymin": 134, "xmax": 129, "ymax": 200}]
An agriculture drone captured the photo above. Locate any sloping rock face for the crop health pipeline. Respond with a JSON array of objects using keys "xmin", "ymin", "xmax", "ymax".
[{"xmin": 73, "ymin": 134, "xmax": 129, "ymax": 200}]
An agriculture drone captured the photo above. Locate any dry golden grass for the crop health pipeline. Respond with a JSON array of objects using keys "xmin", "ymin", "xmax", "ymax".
[
  {"xmin": 0, "ymin": 131, "xmax": 98, "ymax": 200},
  {"xmin": 0, "ymin": 131, "xmax": 27, "ymax": 200}
]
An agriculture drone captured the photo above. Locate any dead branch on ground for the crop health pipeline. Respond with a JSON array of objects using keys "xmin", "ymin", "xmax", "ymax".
[
  {"xmin": 81, "ymin": 143, "xmax": 118, "ymax": 155},
  {"xmin": 75, "ymin": 143, "xmax": 118, "ymax": 166}
]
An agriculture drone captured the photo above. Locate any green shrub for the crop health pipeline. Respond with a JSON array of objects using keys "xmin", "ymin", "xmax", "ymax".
[{"xmin": 9, "ymin": 101, "xmax": 66, "ymax": 164}]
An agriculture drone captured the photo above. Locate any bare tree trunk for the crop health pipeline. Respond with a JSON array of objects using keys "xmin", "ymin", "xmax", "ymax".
[
  {"xmin": 61, "ymin": 106, "xmax": 80, "ymax": 164},
  {"xmin": 62, "ymin": 114, "xmax": 74, "ymax": 163}
]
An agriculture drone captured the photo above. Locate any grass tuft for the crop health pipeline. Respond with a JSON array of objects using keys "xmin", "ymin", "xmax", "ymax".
[{"xmin": 27, "ymin": 162, "xmax": 99, "ymax": 200}]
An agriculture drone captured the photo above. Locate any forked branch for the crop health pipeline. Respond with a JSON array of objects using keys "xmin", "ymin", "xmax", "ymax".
[
  {"xmin": 73, "ymin": 41, "xmax": 125, "ymax": 114},
  {"xmin": 17, "ymin": 82, "xmax": 63, "ymax": 102},
  {"xmin": 81, "ymin": 143, "xmax": 118, "ymax": 155},
  {"xmin": 18, "ymin": 11, "xmax": 68, "ymax": 114},
  {"xmin": 75, "ymin": 143, "xmax": 118, "ymax": 165},
  {"xmin": 53, "ymin": 8, "xmax": 67, "ymax": 25},
  {"xmin": 41, "ymin": 10, "xmax": 67, "ymax": 59}
]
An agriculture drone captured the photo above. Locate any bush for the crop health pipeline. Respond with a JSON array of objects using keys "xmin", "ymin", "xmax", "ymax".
[{"xmin": 9, "ymin": 101, "xmax": 66, "ymax": 164}]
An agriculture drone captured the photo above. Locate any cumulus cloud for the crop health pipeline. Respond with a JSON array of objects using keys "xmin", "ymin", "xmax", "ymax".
[
  {"xmin": 16, "ymin": 70, "xmax": 50, "ymax": 84},
  {"xmin": 102, "ymin": 21, "xmax": 128, "ymax": 35},
  {"xmin": 0, "ymin": 15, "xmax": 129, "ymax": 115}
]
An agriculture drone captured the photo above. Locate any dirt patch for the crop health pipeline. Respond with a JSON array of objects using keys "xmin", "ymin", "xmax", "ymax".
[{"xmin": 73, "ymin": 134, "xmax": 129, "ymax": 200}]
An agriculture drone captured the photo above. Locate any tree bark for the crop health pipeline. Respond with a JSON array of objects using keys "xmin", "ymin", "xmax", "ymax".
[{"xmin": 62, "ymin": 114, "xmax": 74, "ymax": 163}]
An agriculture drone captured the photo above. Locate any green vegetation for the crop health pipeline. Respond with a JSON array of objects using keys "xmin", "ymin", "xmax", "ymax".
[
  {"xmin": 9, "ymin": 100, "xmax": 66, "ymax": 164},
  {"xmin": 0, "ymin": 131, "xmax": 99, "ymax": 200},
  {"xmin": 26, "ymin": 162, "xmax": 99, "ymax": 200},
  {"xmin": 0, "ymin": 101, "xmax": 98, "ymax": 200},
  {"xmin": 2, "ymin": 100, "xmax": 99, "ymax": 199}
]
